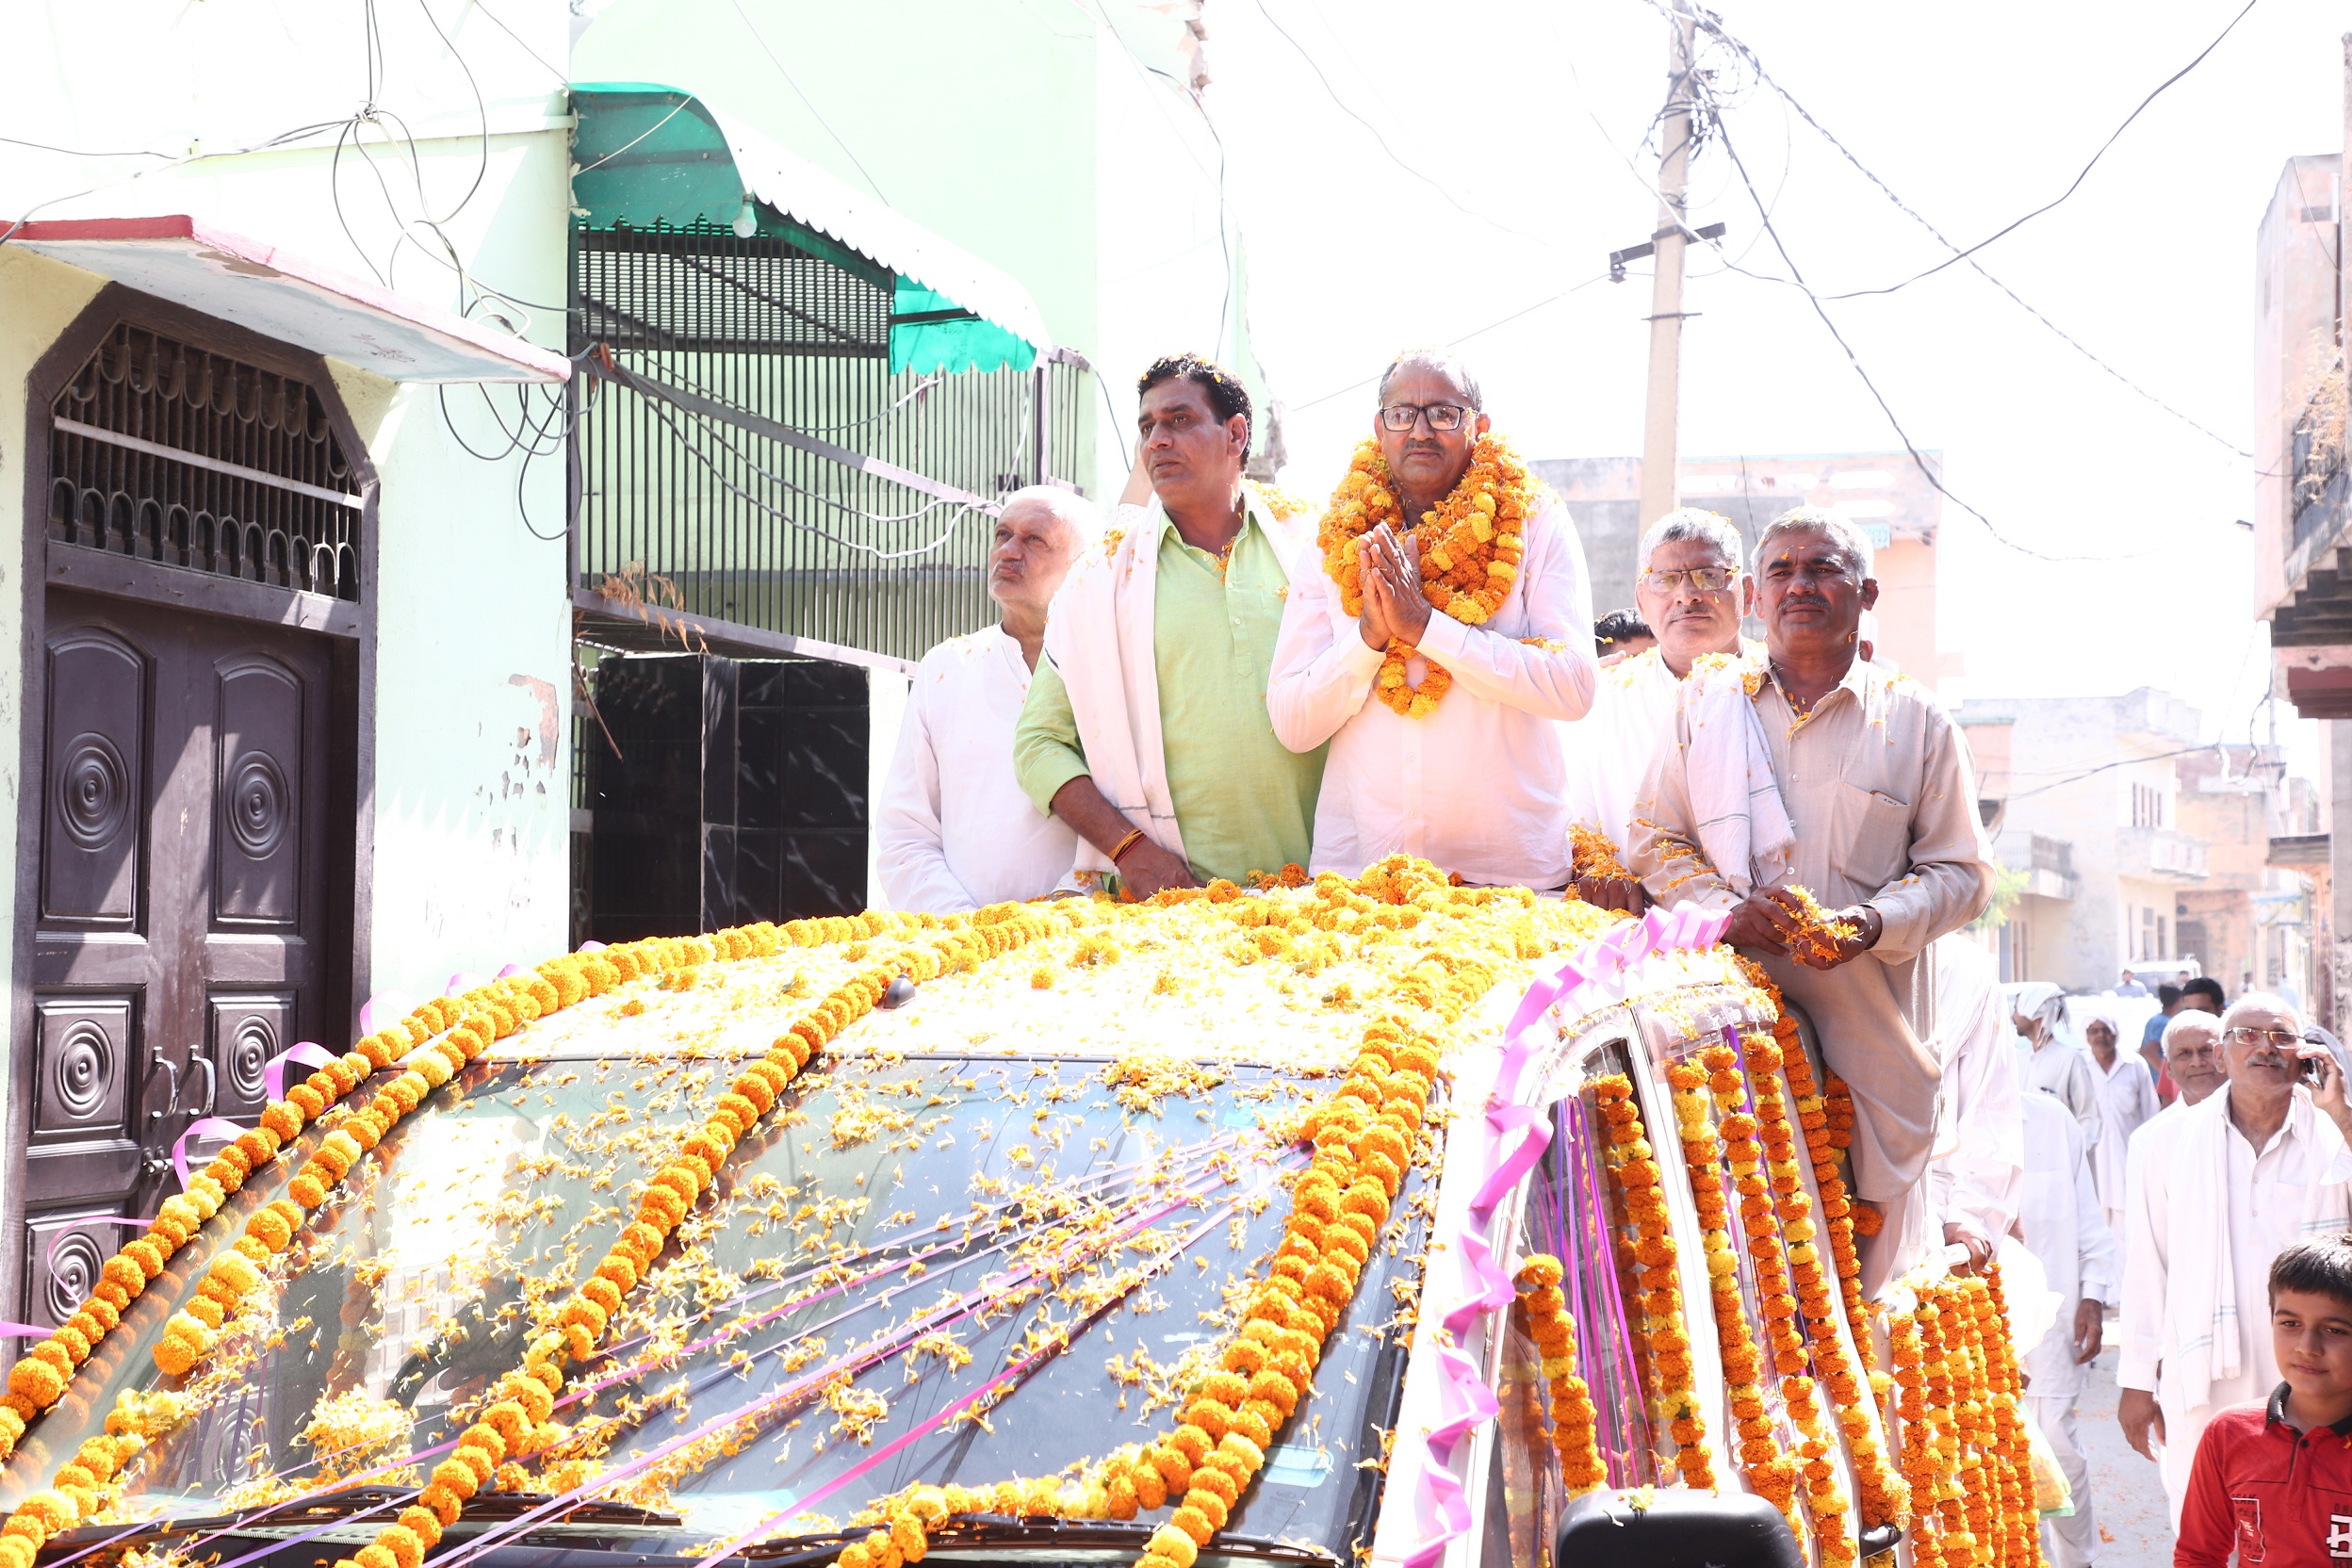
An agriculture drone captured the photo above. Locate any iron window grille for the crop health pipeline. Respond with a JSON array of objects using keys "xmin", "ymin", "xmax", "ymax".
[
  {"xmin": 47, "ymin": 323, "xmax": 364, "ymax": 600},
  {"xmin": 569, "ymin": 221, "xmax": 1086, "ymax": 665}
]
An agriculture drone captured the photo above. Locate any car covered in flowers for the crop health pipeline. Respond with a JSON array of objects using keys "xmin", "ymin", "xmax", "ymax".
[{"xmin": 0, "ymin": 859, "xmax": 2034, "ymax": 1568}]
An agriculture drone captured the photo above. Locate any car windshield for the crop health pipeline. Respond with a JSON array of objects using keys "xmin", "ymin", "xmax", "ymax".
[{"xmin": 4, "ymin": 1040, "xmax": 1420, "ymax": 1568}]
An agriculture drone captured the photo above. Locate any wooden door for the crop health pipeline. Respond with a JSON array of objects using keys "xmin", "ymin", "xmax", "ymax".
[{"xmin": 24, "ymin": 588, "xmax": 339, "ymax": 1327}]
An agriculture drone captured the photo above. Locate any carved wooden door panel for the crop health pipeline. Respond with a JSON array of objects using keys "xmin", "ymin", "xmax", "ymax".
[{"xmin": 24, "ymin": 589, "xmax": 333, "ymax": 1328}]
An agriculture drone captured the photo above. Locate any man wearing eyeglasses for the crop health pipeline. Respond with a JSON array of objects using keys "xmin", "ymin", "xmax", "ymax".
[
  {"xmin": 1625, "ymin": 508, "xmax": 1996, "ymax": 1293},
  {"xmin": 2116, "ymin": 993, "xmax": 2352, "ymax": 1525},
  {"xmin": 1564, "ymin": 507, "xmax": 1761, "ymax": 913},
  {"xmin": 1266, "ymin": 349, "xmax": 1595, "ymax": 887}
]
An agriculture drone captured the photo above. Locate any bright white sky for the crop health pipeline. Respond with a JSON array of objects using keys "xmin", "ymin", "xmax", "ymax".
[{"xmin": 1200, "ymin": 0, "xmax": 2342, "ymax": 769}]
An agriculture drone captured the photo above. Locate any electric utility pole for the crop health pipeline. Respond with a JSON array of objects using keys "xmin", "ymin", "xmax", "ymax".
[{"xmin": 1638, "ymin": 0, "xmax": 1700, "ymax": 528}]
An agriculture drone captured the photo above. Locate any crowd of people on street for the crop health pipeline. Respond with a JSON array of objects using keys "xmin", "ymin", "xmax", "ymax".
[{"xmin": 872, "ymin": 347, "xmax": 2352, "ymax": 1563}]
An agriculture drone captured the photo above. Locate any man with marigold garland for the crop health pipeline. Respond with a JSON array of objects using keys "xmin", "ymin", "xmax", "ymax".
[
  {"xmin": 1266, "ymin": 348, "xmax": 1597, "ymax": 888},
  {"xmin": 1013, "ymin": 354, "xmax": 1325, "ymax": 898},
  {"xmin": 1625, "ymin": 509, "xmax": 1995, "ymax": 1294}
]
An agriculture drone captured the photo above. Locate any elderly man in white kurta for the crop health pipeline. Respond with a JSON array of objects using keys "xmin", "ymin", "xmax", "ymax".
[
  {"xmin": 1268, "ymin": 350, "xmax": 1596, "ymax": 887},
  {"xmin": 2115, "ymin": 992, "xmax": 2352, "ymax": 1525},
  {"xmin": 1625, "ymin": 510, "xmax": 1995, "ymax": 1294},
  {"xmin": 1563, "ymin": 507, "xmax": 1762, "ymax": 912},
  {"xmin": 875, "ymin": 487, "xmax": 1091, "ymax": 913},
  {"xmin": 2084, "ymin": 1006, "xmax": 2160, "ymax": 1236}
]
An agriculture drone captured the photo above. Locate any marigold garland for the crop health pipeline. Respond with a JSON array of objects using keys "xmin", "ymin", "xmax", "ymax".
[
  {"xmin": 1780, "ymin": 887, "xmax": 1858, "ymax": 965},
  {"xmin": 1315, "ymin": 433, "xmax": 1543, "ymax": 718},
  {"xmin": 1591, "ymin": 1073, "xmax": 1715, "ymax": 1489},
  {"xmin": 1899, "ymin": 1272, "xmax": 2038, "ymax": 1568},
  {"xmin": 1568, "ymin": 824, "xmax": 1635, "ymax": 885},
  {"xmin": 1745, "ymin": 1022, "xmax": 1908, "ymax": 1545},
  {"xmin": 1666, "ymin": 1052, "xmax": 1799, "ymax": 1529},
  {"xmin": 1512, "ymin": 1255, "xmax": 1605, "ymax": 1494},
  {"xmin": 327, "ymin": 908, "xmax": 1063, "ymax": 1568},
  {"xmin": 820, "ymin": 861, "xmax": 1605, "ymax": 1568}
]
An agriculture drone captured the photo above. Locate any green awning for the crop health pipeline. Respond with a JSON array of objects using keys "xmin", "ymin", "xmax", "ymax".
[{"xmin": 569, "ymin": 85, "xmax": 1050, "ymax": 374}]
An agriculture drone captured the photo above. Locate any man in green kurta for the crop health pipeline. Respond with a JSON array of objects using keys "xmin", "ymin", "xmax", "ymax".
[{"xmin": 1013, "ymin": 353, "xmax": 1325, "ymax": 898}]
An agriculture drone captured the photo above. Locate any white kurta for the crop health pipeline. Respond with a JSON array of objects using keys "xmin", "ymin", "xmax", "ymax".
[
  {"xmin": 2089, "ymin": 1050, "xmax": 2161, "ymax": 1230},
  {"xmin": 875, "ymin": 628, "xmax": 1077, "ymax": 914},
  {"xmin": 1925, "ymin": 937, "xmax": 2024, "ymax": 1247},
  {"xmin": 2017, "ymin": 1091, "xmax": 2119, "ymax": 1398},
  {"xmin": 1266, "ymin": 493, "xmax": 1598, "ymax": 888},
  {"xmin": 1563, "ymin": 648, "xmax": 1675, "ymax": 854},
  {"xmin": 2116, "ymin": 1084, "xmax": 2352, "ymax": 1522},
  {"xmin": 2023, "ymin": 1040, "xmax": 2100, "ymax": 1149}
]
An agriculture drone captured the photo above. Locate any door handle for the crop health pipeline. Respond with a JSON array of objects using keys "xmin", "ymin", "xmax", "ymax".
[
  {"xmin": 189, "ymin": 1056, "xmax": 217, "ymax": 1117},
  {"xmin": 147, "ymin": 1054, "xmax": 180, "ymax": 1124}
]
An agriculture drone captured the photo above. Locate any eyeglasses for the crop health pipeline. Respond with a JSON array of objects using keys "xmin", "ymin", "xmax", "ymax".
[
  {"xmin": 2224, "ymin": 1026, "xmax": 2302, "ymax": 1050},
  {"xmin": 1379, "ymin": 402, "xmax": 1474, "ymax": 433},
  {"xmin": 1639, "ymin": 565, "xmax": 1738, "ymax": 595}
]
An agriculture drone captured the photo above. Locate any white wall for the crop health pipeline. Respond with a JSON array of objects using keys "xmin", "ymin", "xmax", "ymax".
[{"xmin": 1, "ymin": 1, "xmax": 579, "ymax": 1007}]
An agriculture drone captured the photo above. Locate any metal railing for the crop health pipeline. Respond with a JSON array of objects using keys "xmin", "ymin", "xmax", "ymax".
[
  {"xmin": 568, "ymin": 222, "xmax": 1086, "ymax": 664},
  {"xmin": 47, "ymin": 323, "xmax": 364, "ymax": 599}
]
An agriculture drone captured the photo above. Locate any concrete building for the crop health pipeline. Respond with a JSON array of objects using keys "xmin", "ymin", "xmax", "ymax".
[
  {"xmin": 0, "ymin": 0, "xmax": 1258, "ymax": 1336},
  {"xmin": 2175, "ymin": 746, "xmax": 2322, "ymax": 1010},
  {"xmin": 1535, "ymin": 450, "xmax": 1951, "ymax": 689},
  {"xmin": 1959, "ymin": 690, "xmax": 2212, "ymax": 991}
]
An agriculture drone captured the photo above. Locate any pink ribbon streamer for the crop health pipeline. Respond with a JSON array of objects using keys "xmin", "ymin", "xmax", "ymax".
[
  {"xmin": 264, "ymin": 1042, "xmax": 340, "ymax": 1103},
  {"xmin": 1438, "ymin": 1230, "xmax": 1516, "ymax": 1339},
  {"xmin": 444, "ymin": 972, "xmax": 487, "ymax": 997},
  {"xmin": 1467, "ymin": 1103, "xmax": 1553, "ymax": 1219},
  {"xmin": 172, "ymin": 1116, "xmax": 249, "ymax": 1188},
  {"xmin": 496, "ymin": 963, "xmax": 528, "ymax": 979},
  {"xmin": 1403, "ymin": 1344, "xmax": 1500, "ymax": 1568},
  {"xmin": 45, "ymin": 1216, "xmax": 151, "ymax": 1273},
  {"xmin": 357, "ymin": 992, "xmax": 415, "ymax": 1037}
]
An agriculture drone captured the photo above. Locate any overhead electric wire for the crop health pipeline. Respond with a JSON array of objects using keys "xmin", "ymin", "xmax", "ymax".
[
  {"xmin": 1669, "ymin": 1, "xmax": 2252, "ymax": 459},
  {"xmin": 1290, "ymin": 270, "xmax": 1614, "ymax": 414},
  {"xmin": 724, "ymin": 0, "xmax": 892, "ymax": 204},
  {"xmin": 1249, "ymin": 0, "xmax": 1557, "ymax": 247},
  {"xmin": 1737, "ymin": 0, "xmax": 2263, "ymax": 301},
  {"xmin": 1706, "ymin": 108, "xmax": 2157, "ymax": 564}
]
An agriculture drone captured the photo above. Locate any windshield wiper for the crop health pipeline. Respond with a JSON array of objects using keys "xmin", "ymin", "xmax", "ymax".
[{"xmin": 739, "ymin": 1518, "xmax": 1341, "ymax": 1568}]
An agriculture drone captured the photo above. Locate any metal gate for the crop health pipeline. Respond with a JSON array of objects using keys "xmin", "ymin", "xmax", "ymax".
[{"xmin": 568, "ymin": 221, "xmax": 1086, "ymax": 665}]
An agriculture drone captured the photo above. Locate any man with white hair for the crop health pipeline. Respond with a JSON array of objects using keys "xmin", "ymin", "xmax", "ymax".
[
  {"xmin": 1268, "ymin": 348, "xmax": 1596, "ymax": 887},
  {"xmin": 1626, "ymin": 508, "xmax": 1995, "ymax": 1293},
  {"xmin": 2084, "ymin": 1006, "xmax": 2160, "ymax": 1235},
  {"xmin": 878, "ymin": 488, "xmax": 1093, "ymax": 913},
  {"xmin": 1563, "ymin": 506, "xmax": 1761, "ymax": 912},
  {"xmin": 2115, "ymin": 991, "xmax": 2352, "ymax": 1523}
]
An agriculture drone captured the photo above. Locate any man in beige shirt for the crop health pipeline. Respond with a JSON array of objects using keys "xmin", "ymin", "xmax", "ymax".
[{"xmin": 1626, "ymin": 508, "xmax": 1996, "ymax": 1293}]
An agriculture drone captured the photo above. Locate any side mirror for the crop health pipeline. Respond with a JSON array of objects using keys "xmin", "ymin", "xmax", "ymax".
[{"xmin": 1556, "ymin": 1489, "xmax": 1814, "ymax": 1568}]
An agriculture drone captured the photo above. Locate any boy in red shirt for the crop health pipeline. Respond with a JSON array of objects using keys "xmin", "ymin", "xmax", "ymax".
[{"xmin": 2177, "ymin": 1235, "xmax": 2352, "ymax": 1565}]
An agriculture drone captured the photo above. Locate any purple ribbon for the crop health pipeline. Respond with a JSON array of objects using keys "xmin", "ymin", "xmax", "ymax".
[
  {"xmin": 444, "ymin": 972, "xmax": 487, "ymax": 997},
  {"xmin": 1468, "ymin": 1103, "xmax": 1554, "ymax": 1219},
  {"xmin": 357, "ymin": 991, "xmax": 415, "ymax": 1037},
  {"xmin": 172, "ymin": 1117, "xmax": 249, "ymax": 1188},
  {"xmin": 45, "ymin": 1216, "xmax": 151, "ymax": 1274},
  {"xmin": 1438, "ymin": 1230, "xmax": 1516, "ymax": 1338},
  {"xmin": 1403, "ymin": 1344, "xmax": 1500, "ymax": 1568},
  {"xmin": 578, "ymin": 940, "xmax": 608, "ymax": 953},
  {"xmin": 264, "ymin": 1042, "xmax": 339, "ymax": 1103}
]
